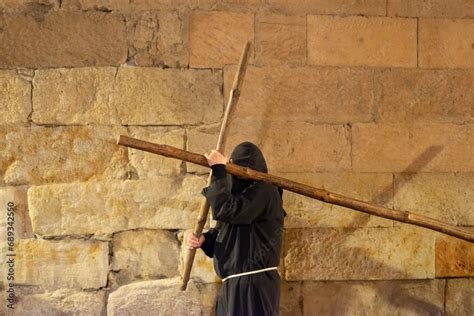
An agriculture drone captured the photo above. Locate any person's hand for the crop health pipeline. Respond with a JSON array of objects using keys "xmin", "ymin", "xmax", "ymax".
[
  {"xmin": 187, "ymin": 233, "xmax": 205, "ymax": 250},
  {"xmin": 204, "ymin": 149, "xmax": 228, "ymax": 166}
]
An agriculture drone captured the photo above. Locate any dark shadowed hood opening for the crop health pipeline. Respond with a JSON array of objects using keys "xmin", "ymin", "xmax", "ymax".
[{"xmin": 229, "ymin": 141, "xmax": 268, "ymax": 194}]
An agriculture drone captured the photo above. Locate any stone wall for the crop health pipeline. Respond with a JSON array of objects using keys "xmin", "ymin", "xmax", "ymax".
[{"xmin": 0, "ymin": 0, "xmax": 473, "ymax": 315}]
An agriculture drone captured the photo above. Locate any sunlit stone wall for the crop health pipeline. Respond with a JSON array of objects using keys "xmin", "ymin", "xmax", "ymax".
[{"xmin": 0, "ymin": 0, "xmax": 473, "ymax": 315}]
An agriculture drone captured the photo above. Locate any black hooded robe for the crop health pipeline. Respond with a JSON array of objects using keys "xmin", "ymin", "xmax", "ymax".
[{"xmin": 200, "ymin": 142, "xmax": 287, "ymax": 316}]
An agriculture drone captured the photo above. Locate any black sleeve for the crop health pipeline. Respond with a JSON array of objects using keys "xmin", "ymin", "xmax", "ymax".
[
  {"xmin": 200, "ymin": 227, "xmax": 219, "ymax": 258},
  {"xmin": 201, "ymin": 164, "xmax": 268, "ymax": 225}
]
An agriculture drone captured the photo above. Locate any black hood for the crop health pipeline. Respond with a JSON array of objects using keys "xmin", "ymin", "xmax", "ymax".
[{"xmin": 229, "ymin": 141, "xmax": 268, "ymax": 194}]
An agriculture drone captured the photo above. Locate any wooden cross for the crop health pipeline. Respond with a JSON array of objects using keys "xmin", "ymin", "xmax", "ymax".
[{"xmin": 116, "ymin": 42, "xmax": 474, "ymax": 291}]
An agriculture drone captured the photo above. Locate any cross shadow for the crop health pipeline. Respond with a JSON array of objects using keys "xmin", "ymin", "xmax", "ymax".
[{"xmin": 280, "ymin": 145, "xmax": 446, "ymax": 315}]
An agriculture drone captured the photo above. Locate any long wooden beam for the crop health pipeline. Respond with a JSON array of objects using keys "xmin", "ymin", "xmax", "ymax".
[{"xmin": 116, "ymin": 135, "xmax": 474, "ymax": 244}]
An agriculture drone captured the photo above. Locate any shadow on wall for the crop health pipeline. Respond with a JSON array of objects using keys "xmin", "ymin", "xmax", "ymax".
[
  {"xmin": 280, "ymin": 145, "xmax": 445, "ymax": 315},
  {"xmin": 221, "ymin": 66, "xmax": 447, "ymax": 314}
]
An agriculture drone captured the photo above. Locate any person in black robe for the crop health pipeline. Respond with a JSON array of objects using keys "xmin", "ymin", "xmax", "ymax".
[{"xmin": 187, "ymin": 141, "xmax": 287, "ymax": 316}]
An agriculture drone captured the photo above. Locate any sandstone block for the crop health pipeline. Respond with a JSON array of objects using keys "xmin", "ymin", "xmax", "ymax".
[
  {"xmin": 302, "ymin": 279, "xmax": 445, "ymax": 315},
  {"xmin": 2, "ymin": 288, "xmax": 106, "ymax": 315},
  {"xmin": 0, "ymin": 70, "xmax": 31, "ymax": 124},
  {"xmin": 375, "ymin": 68, "xmax": 474, "ymax": 123},
  {"xmin": 33, "ymin": 67, "xmax": 223, "ymax": 125},
  {"xmin": 15, "ymin": 238, "xmax": 108, "ymax": 289},
  {"xmin": 0, "ymin": 125, "xmax": 129, "ymax": 185},
  {"xmin": 394, "ymin": 173, "xmax": 474, "ymax": 226},
  {"xmin": 107, "ymin": 277, "xmax": 220, "ymax": 315},
  {"xmin": 32, "ymin": 67, "xmax": 118, "ymax": 125},
  {"xmin": 128, "ymin": 126, "xmax": 185, "ymax": 178},
  {"xmin": 223, "ymin": 65, "xmax": 376, "ymax": 124},
  {"xmin": 436, "ymin": 231, "xmax": 474, "ymax": 277},
  {"xmin": 188, "ymin": 121, "xmax": 351, "ymax": 173},
  {"xmin": 127, "ymin": 10, "xmax": 188, "ymax": 67},
  {"xmin": 28, "ymin": 175, "xmax": 208, "ymax": 236},
  {"xmin": 445, "ymin": 278, "xmax": 474, "ymax": 316},
  {"xmin": 307, "ymin": 15, "xmax": 417, "ymax": 67},
  {"xmin": 256, "ymin": 14, "xmax": 306, "ymax": 66},
  {"xmin": 0, "ymin": 11, "xmax": 127, "ymax": 68},
  {"xmin": 0, "ymin": 0, "xmax": 59, "ymax": 12},
  {"xmin": 113, "ymin": 67, "xmax": 223, "ymax": 125},
  {"xmin": 283, "ymin": 226, "xmax": 436, "ymax": 280},
  {"xmin": 419, "ymin": 18, "xmax": 474, "ymax": 68},
  {"xmin": 222, "ymin": 0, "xmax": 261, "ymax": 4},
  {"xmin": 352, "ymin": 123, "xmax": 474, "ymax": 172},
  {"xmin": 178, "ymin": 230, "xmax": 221, "ymax": 284},
  {"xmin": 62, "ymin": 0, "xmax": 217, "ymax": 11},
  {"xmin": 388, "ymin": 0, "xmax": 474, "ymax": 18},
  {"xmin": 267, "ymin": 0, "xmax": 386, "ymax": 15},
  {"xmin": 110, "ymin": 230, "xmax": 180, "ymax": 290},
  {"xmin": 280, "ymin": 281, "xmax": 302, "ymax": 316},
  {"xmin": 275, "ymin": 172, "xmax": 394, "ymax": 228},
  {"xmin": 0, "ymin": 186, "xmax": 33, "ymax": 293},
  {"xmin": 190, "ymin": 10, "xmax": 254, "ymax": 68}
]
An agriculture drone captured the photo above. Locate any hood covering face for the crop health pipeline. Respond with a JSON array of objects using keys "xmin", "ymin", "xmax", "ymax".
[{"xmin": 229, "ymin": 141, "xmax": 268, "ymax": 194}]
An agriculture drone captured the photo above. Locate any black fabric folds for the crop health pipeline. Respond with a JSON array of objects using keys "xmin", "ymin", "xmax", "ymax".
[{"xmin": 200, "ymin": 141, "xmax": 287, "ymax": 315}]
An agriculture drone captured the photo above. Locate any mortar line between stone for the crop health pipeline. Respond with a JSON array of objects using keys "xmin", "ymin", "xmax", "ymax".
[
  {"xmin": 443, "ymin": 278, "xmax": 448, "ymax": 313},
  {"xmin": 29, "ymin": 70, "xmax": 35, "ymax": 126},
  {"xmin": 305, "ymin": 15, "xmax": 308, "ymax": 66},
  {"xmin": 416, "ymin": 17, "xmax": 419, "ymax": 68}
]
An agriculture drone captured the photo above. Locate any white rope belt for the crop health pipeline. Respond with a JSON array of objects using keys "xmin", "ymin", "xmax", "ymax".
[{"xmin": 221, "ymin": 266, "xmax": 278, "ymax": 282}]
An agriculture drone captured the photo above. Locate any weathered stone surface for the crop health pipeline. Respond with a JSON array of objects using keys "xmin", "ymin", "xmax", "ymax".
[
  {"xmin": 62, "ymin": 0, "xmax": 217, "ymax": 11},
  {"xmin": 33, "ymin": 67, "xmax": 223, "ymax": 125},
  {"xmin": 128, "ymin": 126, "xmax": 185, "ymax": 178},
  {"xmin": 0, "ymin": 186, "xmax": 33, "ymax": 296},
  {"xmin": 0, "ymin": 0, "xmax": 59, "ymax": 12},
  {"xmin": 375, "ymin": 68, "xmax": 474, "ymax": 124},
  {"xmin": 446, "ymin": 278, "xmax": 474, "ymax": 316},
  {"xmin": 436, "ymin": 230, "xmax": 474, "ymax": 277},
  {"xmin": 188, "ymin": 121, "xmax": 351, "ymax": 173},
  {"xmin": 419, "ymin": 18, "xmax": 474, "ymax": 68},
  {"xmin": 32, "ymin": 67, "xmax": 118, "ymax": 125},
  {"xmin": 222, "ymin": 0, "xmax": 260, "ymax": 5},
  {"xmin": 255, "ymin": 14, "xmax": 306, "ymax": 66},
  {"xmin": 353, "ymin": 123, "xmax": 474, "ymax": 172},
  {"xmin": 113, "ymin": 67, "xmax": 223, "ymax": 125},
  {"xmin": 190, "ymin": 10, "xmax": 254, "ymax": 68},
  {"xmin": 110, "ymin": 229, "xmax": 180, "ymax": 290},
  {"xmin": 4, "ymin": 288, "xmax": 106, "ymax": 315},
  {"xmin": 127, "ymin": 10, "xmax": 188, "ymax": 67},
  {"xmin": 0, "ymin": 186, "xmax": 32, "ymax": 240},
  {"xmin": 223, "ymin": 65, "xmax": 375, "ymax": 124},
  {"xmin": 267, "ymin": 0, "xmax": 386, "ymax": 15},
  {"xmin": 0, "ymin": 11, "xmax": 127, "ymax": 68},
  {"xmin": 274, "ymin": 172, "xmax": 395, "ymax": 228},
  {"xmin": 107, "ymin": 277, "xmax": 220, "ymax": 315},
  {"xmin": 0, "ymin": 70, "xmax": 31, "ymax": 124},
  {"xmin": 388, "ymin": 0, "xmax": 474, "ymax": 18},
  {"xmin": 15, "ymin": 238, "xmax": 108, "ymax": 289},
  {"xmin": 394, "ymin": 173, "xmax": 474, "ymax": 226},
  {"xmin": 280, "ymin": 281, "xmax": 302, "ymax": 315},
  {"xmin": 28, "ymin": 175, "xmax": 208, "ymax": 236},
  {"xmin": 0, "ymin": 125, "xmax": 129, "ymax": 185},
  {"xmin": 178, "ymin": 230, "xmax": 221, "ymax": 283},
  {"xmin": 307, "ymin": 15, "xmax": 417, "ymax": 67},
  {"xmin": 283, "ymin": 226, "xmax": 436, "ymax": 280},
  {"xmin": 302, "ymin": 279, "xmax": 445, "ymax": 315},
  {"xmin": 186, "ymin": 124, "xmax": 219, "ymax": 174}
]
